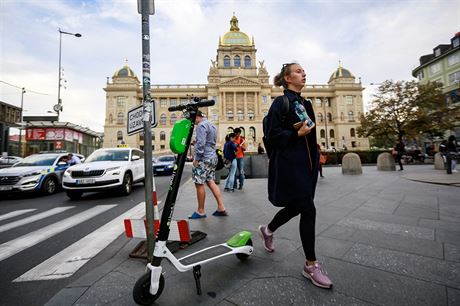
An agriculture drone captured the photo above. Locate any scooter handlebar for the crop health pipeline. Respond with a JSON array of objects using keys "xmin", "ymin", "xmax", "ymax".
[{"xmin": 168, "ymin": 99, "xmax": 215, "ymax": 112}]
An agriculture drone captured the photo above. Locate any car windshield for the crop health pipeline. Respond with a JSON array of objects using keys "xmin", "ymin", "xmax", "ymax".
[
  {"xmin": 86, "ymin": 150, "xmax": 130, "ymax": 162},
  {"xmin": 13, "ymin": 155, "xmax": 56, "ymax": 167},
  {"xmin": 158, "ymin": 156, "xmax": 175, "ymax": 162}
]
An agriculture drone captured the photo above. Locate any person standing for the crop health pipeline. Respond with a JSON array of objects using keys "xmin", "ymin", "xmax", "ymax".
[
  {"xmin": 258, "ymin": 62, "xmax": 332, "ymax": 289},
  {"xmin": 223, "ymin": 133, "xmax": 238, "ymax": 192},
  {"xmin": 232, "ymin": 128, "xmax": 247, "ymax": 190},
  {"xmin": 317, "ymin": 144, "xmax": 326, "ymax": 178},
  {"xmin": 447, "ymin": 135, "xmax": 459, "ymax": 173},
  {"xmin": 189, "ymin": 111, "xmax": 228, "ymax": 219},
  {"xmin": 393, "ymin": 139, "xmax": 405, "ymax": 171}
]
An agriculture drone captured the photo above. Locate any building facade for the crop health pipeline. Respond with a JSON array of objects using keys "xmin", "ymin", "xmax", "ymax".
[
  {"xmin": 0, "ymin": 101, "xmax": 21, "ymax": 155},
  {"xmin": 103, "ymin": 15, "xmax": 369, "ymax": 152}
]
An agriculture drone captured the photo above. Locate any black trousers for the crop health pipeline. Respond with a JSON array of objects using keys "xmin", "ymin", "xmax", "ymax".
[
  {"xmin": 395, "ymin": 154, "xmax": 403, "ymax": 170},
  {"xmin": 267, "ymin": 198, "xmax": 316, "ymax": 261}
]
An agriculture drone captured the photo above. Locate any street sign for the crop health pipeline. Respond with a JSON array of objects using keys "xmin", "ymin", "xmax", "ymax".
[{"xmin": 127, "ymin": 102, "xmax": 157, "ymax": 135}]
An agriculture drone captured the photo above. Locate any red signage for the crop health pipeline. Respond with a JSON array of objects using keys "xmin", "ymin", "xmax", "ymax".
[
  {"xmin": 55, "ymin": 141, "xmax": 63, "ymax": 150},
  {"xmin": 26, "ymin": 128, "xmax": 46, "ymax": 140}
]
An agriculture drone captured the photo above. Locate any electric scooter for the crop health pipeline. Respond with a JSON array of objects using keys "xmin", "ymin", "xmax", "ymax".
[{"xmin": 133, "ymin": 98, "xmax": 254, "ymax": 305}]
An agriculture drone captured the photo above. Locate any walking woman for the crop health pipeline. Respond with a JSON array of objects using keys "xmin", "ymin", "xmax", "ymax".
[{"xmin": 258, "ymin": 62, "xmax": 332, "ymax": 289}]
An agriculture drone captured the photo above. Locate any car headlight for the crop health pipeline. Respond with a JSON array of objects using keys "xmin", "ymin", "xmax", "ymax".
[
  {"xmin": 166, "ymin": 164, "xmax": 173, "ymax": 168},
  {"xmin": 106, "ymin": 167, "xmax": 121, "ymax": 175},
  {"xmin": 22, "ymin": 171, "xmax": 41, "ymax": 178},
  {"xmin": 64, "ymin": 169, "xmax": 72, "ymax": 177}
]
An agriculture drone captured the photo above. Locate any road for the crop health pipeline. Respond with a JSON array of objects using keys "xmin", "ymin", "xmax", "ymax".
[{"xmin": 0, "ymin": 164, "xmax": 192, "ymax": 306}]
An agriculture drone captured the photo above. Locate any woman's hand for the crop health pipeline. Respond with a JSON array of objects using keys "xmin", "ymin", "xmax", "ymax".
[{"xmin": 297, "ymin": 121, "xmax": 315, "ymax": 137}]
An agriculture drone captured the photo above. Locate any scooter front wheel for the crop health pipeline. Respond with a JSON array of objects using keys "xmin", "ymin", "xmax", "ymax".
[
  {"xmin": 236, "ymin": 238, "xmax": 253, "ymax": 261},
  {"xmin": 133, "ymin": 272, "xmax": 165, "ymax": 305}
]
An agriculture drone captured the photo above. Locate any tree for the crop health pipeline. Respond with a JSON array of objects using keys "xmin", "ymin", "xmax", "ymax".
[{"xmin": 357, "ymin": 80, "xmax": 460, "ymax": 148}]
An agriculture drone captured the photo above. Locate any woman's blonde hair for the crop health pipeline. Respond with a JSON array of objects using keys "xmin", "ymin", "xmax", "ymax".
[{"xmin": 273, "ymin": 63, "xmax": 296, "ymax": 89}]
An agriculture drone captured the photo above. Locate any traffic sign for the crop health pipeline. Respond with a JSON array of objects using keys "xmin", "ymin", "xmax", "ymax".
[{"xmin": 127, "ymin": 102, "xmax": 157, "ymax": 135}]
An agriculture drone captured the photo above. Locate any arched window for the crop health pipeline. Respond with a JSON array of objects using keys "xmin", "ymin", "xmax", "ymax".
[
  {"xmin": 117, "ymin": 131, "xmax": 123, "ymax": 140},
  {"xmin": 212, "ymin": 111, "xmax": 218, "ymax": 121},
  {"xmin": 109, "ymin": 114, "xmax": 113, "ymax": 124},
  {"xmin": 227, "ymin": 127, "xmax": 234, "ymax": 134},
  {"xmin": 227, "ymin": 110, "xmax": 234, "ymax": 120},
  {"xmin": 170, "ymin": 113, "xmax": 177, "ymax": 125},
  {"xmin": 340, "ymin": 112, "xmax": 344, "ymax": 121},
  {"xmin": 248, "ymin": 110, "xmax": 254, "ymax": 120},
  {"xmin": 160, "ymin": 131, "xmax": 166, "ymax": 141},
  {"xmin": 327, "ymin": 113, "xmax": 332, "ymax": 122},
  {"xmin": 244, "ymin": 55, "xmax": 251, "ymax": 67},
  {"xmin": 160, "ymin": 114, "xmax": 167, "ymax": 125},
  {"xmin": 234, "ymin": 55, "xmax": 241, "ymax": 67},
  {"xmin": 317, "ymin": 113, "xmax": 323, "ymax": 122},
  {"xmin": 224, "ymin": 55, "xmax": 230, "ymax": 67},
  {"xmin": 117, "ymin": 112, "xmax": 124, "ymax": 124},
  {"xmin": 330, "ymin": 129, "xmax": 335, "ymax": 138},
  {"xmin": 239, "ymin": 127, "xmax": 246, "ymax": 137},
  {"xmin": 140, "ymin": 132, "xmax": 144, "ymax": 141},
  {"xmin": 249, "ymin": 127, "xmax": 256, "ymax": 141},
  {"xmin": 237, "ymin": 110, "xmax": 244, "ymax": 121},
  {"xmin": 152, "ymin": 131, "xmax": 155, "ymax": 141},
  {"xmin": 320, "ymin": 129, "xmax": 325, "ymax": 138},
  {"xmin": 348, "ymin": 111, "xmax": 354, "ymax": 121},
  {"xmin": 350, "ymin": 128, "xmax": 356, "ymax": 137}
]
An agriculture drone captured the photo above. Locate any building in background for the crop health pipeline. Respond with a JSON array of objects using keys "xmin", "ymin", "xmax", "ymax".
[
  {"xmin": 103, "ymin": 15, "xmax": 369, "ymax": 152},
  {"xmin": 0, "ymin": 101, "xmax": 21, "ymax": 155}
]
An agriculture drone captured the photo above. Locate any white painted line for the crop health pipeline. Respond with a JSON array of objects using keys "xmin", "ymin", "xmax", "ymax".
[
  {"xmin": 14, "ymin": 202, "xmax": 146, "ymax": 281},
  {"xmin": 0, "ymin": 205, "xmax": 116, "ymax": 262},
  {"xmin": 0, "ymin": 209, "xmax": 37, "ymax": 222},
  {"xmin": 0, "ymin": 207, "xmax": 74, "ymax": 233}
]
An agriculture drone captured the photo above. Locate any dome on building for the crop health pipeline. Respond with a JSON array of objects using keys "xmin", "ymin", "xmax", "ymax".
[
  {"xmin": 113, "ymin": 61, "xmax": 137, "ymax": 78},
  {"xmin": 221, "ymin": 15, "xmax": 252, "ymax": 46},
  {"xmin": 328, "ymin": 62, "xmax": 355, "ymax": 82}
]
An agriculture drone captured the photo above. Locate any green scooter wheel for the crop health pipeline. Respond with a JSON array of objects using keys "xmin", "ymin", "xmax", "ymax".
[
  {"xmin": 133, "ymin": 272, "xmax": 165, "ymax": 305},
  {"xmin": 236, "ymin": 238, "xmax": 253, "ymax": 261}
]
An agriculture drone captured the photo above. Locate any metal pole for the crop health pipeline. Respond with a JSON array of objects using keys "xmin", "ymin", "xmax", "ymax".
[
  {"xmin": 18, "ymin": 88, "xmax": 25, "ymax": 157},
  {"xmin": 140, "ymin": 0, "xmax": 155, "ymax": 262},
  {"xmin": 323, "ymin": 98, "xmax": 329, "ymax": 149},
  {"xmin": 57, "ymin": 29, "xmax": 62, "ymax": 122}
]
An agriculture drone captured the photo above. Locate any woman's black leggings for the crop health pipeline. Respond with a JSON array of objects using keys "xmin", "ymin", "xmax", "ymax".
[{"xmin": 267, "ymin": 198, "xmax": 316, "ymax": 261}]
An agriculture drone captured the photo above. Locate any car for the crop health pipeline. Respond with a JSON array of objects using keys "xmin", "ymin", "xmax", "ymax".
[
  {"xmin": 152, "ymin": 155, "xmax": 176, "ymax": 175},
  {"xmin": 62, "ymin": 148, "xmax": 145, "ymax": 200},
  {"xmin": 0, "ymin": 153, "xmax": 82, "ymax": 195},
  {"xmin": 0, "ymin": 156, "xmax": 23, "ymax": 166}
]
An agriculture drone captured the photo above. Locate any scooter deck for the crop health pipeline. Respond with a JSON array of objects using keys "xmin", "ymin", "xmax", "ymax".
[{"xmin": 179, "ymin": 244, "xmax": 231, "ymax": 266}]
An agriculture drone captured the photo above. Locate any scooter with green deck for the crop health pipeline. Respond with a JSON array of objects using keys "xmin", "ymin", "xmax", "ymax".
[{"xmin": 133, "ymin": 98, "xmax": 253, "ymax": 305}]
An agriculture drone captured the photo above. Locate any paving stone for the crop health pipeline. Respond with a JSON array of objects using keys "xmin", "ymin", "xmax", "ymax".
[
  {"xmin": 448, "ymin": 288, "xmax": 460, "ymax": 306},
  {"xmin": 419, "ymin": 218, "xmax": 460, "ymax": 232},
  {"xmin": 317, "ymin": 206, "xmax": 356, "ymax": 224},
  {"xmin": 337, "ymin": 217, "xmax": 435, "ymax": 240},
  {"xmin": 445, "ymin": 243, "xmax": 460, "ymax": 263},
  {"xmin": 315, "ymin": 236, "xmax": 354, "ymax": 259},
  {"xmin": 359, "ymin": 198, "xmax": 400, "ymax": 214},
  {"xmin": 394, "ymin": 203, "xmax": 439, "ymax": 220},
  {"xmin": 343, "ymin": 243, "xmax": 460, "ymax": 288},
  {"xmin": 436, "ymin": 228, "xmax": 460, "ymax": 246},
  {"xmin": 402, "ymin": 194, "xmax": 439, "ymax": 209},
  {"xmin": 320, "ymin": 225, "xmax": 357, "ymax": 240},
  {"xmin": 350, "ymin": 209, "xmax": 420, "ymax": 226},
  {"xmin": 45, "ymin": 287, "xmax": 88, "ymax": 306}
]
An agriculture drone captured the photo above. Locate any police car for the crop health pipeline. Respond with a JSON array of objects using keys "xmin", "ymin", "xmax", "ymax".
[{"xmin": 0, "ymin": 153, "xmax": 83, "ymax": 195}]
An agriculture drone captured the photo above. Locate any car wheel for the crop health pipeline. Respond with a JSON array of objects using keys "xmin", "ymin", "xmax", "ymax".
[
  {"xmin": 41, "ymin": 176, "xmax": 57, "ymax": 195},
  {"xmin": 66, "ymin": 190, "xmax": 83, "ymax": 200},
  {"xmin": 120, "ymin": 172, "xmax": 132, "ymax": 195}
]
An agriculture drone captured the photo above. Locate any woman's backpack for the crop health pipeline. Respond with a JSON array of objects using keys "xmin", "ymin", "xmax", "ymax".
[
  {"xmin": 262, "ymin": 95, "xmax": 289, "ymax": 157},
  {"xmin": 215, "ymin": 148, "xmax": 225, "ymax": 170}
]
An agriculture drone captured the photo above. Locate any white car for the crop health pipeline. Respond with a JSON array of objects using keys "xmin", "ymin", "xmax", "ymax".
[
  {"xmin": 0, "ymin": 156, "xmax": 23, "ymax": 166},
  {"xmin": 62, "ymin": 148, "xmax": 145, "ymax": 200}
]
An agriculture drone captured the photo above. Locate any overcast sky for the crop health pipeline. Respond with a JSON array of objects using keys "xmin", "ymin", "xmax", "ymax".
[{"xmin": 1, "ymin": 0, "xmax": 459, "ymax": 133}]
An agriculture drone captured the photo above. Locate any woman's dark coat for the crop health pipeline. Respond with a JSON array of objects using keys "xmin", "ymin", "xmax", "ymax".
[{"xmin": 267, "ymin": 89, "xmax": 319, "ymax": 207}]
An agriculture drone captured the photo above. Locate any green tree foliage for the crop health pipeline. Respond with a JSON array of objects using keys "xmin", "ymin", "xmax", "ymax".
[{"xmin": 357, "ymin": 80, "xmax": 460, "ymax": 146}]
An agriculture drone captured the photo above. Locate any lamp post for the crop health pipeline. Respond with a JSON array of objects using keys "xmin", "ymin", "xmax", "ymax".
[
  {"xmin": 56, "ymin": 28, "xmax": 82, "ymax": 121},
  {"xmin": 18, "ymin": 88, "xmax": 26, "ymax": 157},
  {"xmin": 323, "ymin": 98, "xmax": 329, "ymax": 149}
]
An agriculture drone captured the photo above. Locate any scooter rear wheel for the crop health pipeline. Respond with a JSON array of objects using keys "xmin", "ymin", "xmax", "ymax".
[
  {"xmin": 133, "ymin": 272, "xmax": 165, "ymax": 305},
  {"xmin": 236, "ymin": 238, "xmax": 253, "ymax": 261}
]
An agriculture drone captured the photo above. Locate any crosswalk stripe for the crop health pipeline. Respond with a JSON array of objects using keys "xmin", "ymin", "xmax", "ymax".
[
  {"xmin": 0, "ymin": 207, "xmax": 74, "ymax": 233},
  {"xmin": 0, "ymin": 209, "xmax": 37, "ymax": 222},
  {"xmin": 14, "ymin": 202, "xmax": 146, "ymax": 281},
  {"xmin": 0, "ymin": 205, "xmax": 116, "ymax": 262}
]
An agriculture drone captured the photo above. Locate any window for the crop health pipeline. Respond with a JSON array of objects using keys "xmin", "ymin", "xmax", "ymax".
[
  {"xmin": 109, "ymin": 114, "xmax": 113, "ymax": 124},
  {"xmin": 160, "ymin": 131, "xmax": 166, "ymax": 141},
  {"xmin": 348, "ymin": 111, "xmax": 354, "ymax": 121},
  {"xmin": 317, "ymin": 112, "xmax": 323, "ymax": 122},
  {"xmin": 262, "ymin": 110, "xmax": 268, "ymax": 117},
  {"xmin": 132, "ymin": 150, "xmax": 144, "ymax": 160},
  {"xmin": 234, "ymin": 55, "xmax": 241, "ymax": 67},
  {"xmin": 244, "ymin": 55, "xmax": 251, "ymax": 67},
  {"xmin": 117, "ymin": 96, "xmax": 125, "ymax": 107},
  {"xmin": 170, "ymin": 113, "xmax": 177, "ymax": 125},
  {"xmin": 327, "ymin": 113, "xmax": 332, "ymax": 122},
  {"xmin": 453, "ymin": 37, "xmax": 460, "ymax": 48},
  {"xmin": 224, "ymin": 55, "xmax": 230, "ymax": 67},
  {"xmin": 417, "ymin": 71, "xmax": 425, "ymax": 80},
  {"xmin": 315, "ymin": 98, "xmax": 322, "ymax": 107},
  {"xmin": 227, "ymin": 110, "xmax": 234, "ymax": 120},
  {"xmin": 117, "ymin": 131, "xmax": 123, "ymax": 140},
  {"xmin": 160, "ymin": 145, "xmax": 165, "ymax": 150},
  {"xmin": 448, "ymin": 53, "xmax": 460, "ymax": 66},
  {"xmin": 248, "ymin": 110, "xmax": 254, "ymax": 120},
  {"xmin": 346, "ymin": 96, "xmax": 353, "ymax": 105},
  {"xmin": 227, "ymin": 127, "xmax": 234, "ymax": 134},
  {"xmin": 140, "ymin": 132, "xmax": 144, "ymax": 141},
  {"xmin": 351, "ymin": 141, "xmax": 357, "ymax": 148},
  {"xmin": 350, "ymin": 128, "xmax": 356, "ymax": 137},
  {"xmin": 340, "ymin": 112, "xmax": 344, "ymax": 121},
  {"xmin": 448, "ymin": 71, "xmax": 460, "ymax": 85},
  {"xmin": 160, "ymin": 98, "xmax": 167, "ymax": 108},
  {"xmin": 434, "ymin": 48, "xmax": 441, "ymax": 57},
  {"xmin": 430, "ymin": 62, "xmax": 441, "ymax": 75},
  {"xmin": 330, "ymin": 129, "xmax": 335, "ymax": 138},
  {"xmin": 152, "ymin": 131, "xmax": 155, "ymax": 141},
  {"xmin": 170, "ymin": 98, "xmax": 177, "ymax": 107},
  {"xmin": 160, "ymin": 114, "xmax": 167, "ymax": 125},
  {"xmin": 320, "ymin": 129, "xmax": 325, "ymax": 138},
  {"xmin": 212, "ymin": 111, "xmax": 218, "ymax": 121},
  {"xmin": 180, "ymin": 98, "xmax": 188, "ymax": 104},
  {"xmin": 249, "ymin": 127, "xmax": 256, "ymax": 141},
  {"xmin": 262, "ymin": 96, "xmax": 268, "ymax": 104},
  {"xmin": 117, "ymin": 112, "xmax": 124, "ymax": 124},
  {"xmin": 325, "ymin": 99, "xmax": 331, "ymax": 107},
  {"xmin": 237, "ymin": 110, "xmax": 244, "ymax": 121}
]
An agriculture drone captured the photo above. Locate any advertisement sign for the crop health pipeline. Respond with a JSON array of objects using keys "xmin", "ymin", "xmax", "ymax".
[
  {"xmin": 26, "ymin": 128, "xmax": 46, "ymax": 140},
  {"xmin": 45, "ymin": 128, "xmax": 64, "ymax": 140},
  {"xmin": 65, "ymin": 129, "xmax": 73, "ymax": 141},
  {"xmin": 55, "ymin": 141, "xmax": 63, "ymax": 150}
]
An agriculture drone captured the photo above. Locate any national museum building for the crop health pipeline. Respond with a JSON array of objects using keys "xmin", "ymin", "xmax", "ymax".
[{"xmin": 103, "ymin": 15, "xmax": 369, "ymax": 152}]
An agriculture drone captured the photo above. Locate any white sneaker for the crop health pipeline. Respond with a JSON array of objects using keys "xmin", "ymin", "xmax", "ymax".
[{"xmin": 452, "ymin": 169, "xmax": 458, "ymax": 173}]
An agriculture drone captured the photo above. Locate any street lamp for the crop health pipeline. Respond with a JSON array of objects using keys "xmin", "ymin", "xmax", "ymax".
[
  {"xmin": 18, "ymin": 88, "xmax": 26, "ymax": 157},
  {"xmin": 56, "ymin": 28, "xmax": 82, "ymax": 121},
  {"xmin": 322, "ymin": 98, "xmax": 329, "ymax": 150}
]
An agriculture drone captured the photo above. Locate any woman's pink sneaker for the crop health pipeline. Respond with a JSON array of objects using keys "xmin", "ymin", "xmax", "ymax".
[
  {"xmin": 258, "ymin": 225, "xmax": 274, "ymax": 252},
  {"xmin": 302, "ymin": 262, "xmax": 333, "ymax": 289}
]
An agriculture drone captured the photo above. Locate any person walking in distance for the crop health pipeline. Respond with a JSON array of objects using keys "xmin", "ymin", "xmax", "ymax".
[
  {"xmin": 189, "ymin": 111, "xmax": 228, "ymax": 219},
  {"xmin": 393, "ymin": 139, "xmax": 405, "ymax": 171},
  {"xmin": 447, "ymin": 135, "xmax": 459, "ymax": 173},
  {"xmin": 258, "ymin": 62, "xmax": 332, "ymax": 289},
  {"xmin": 233, "ymin": 128, "xmax": 247, "ymax": 190},
  {"xmin": 223, "ymin": 133, "xmax": 238, "ymax": 192}
]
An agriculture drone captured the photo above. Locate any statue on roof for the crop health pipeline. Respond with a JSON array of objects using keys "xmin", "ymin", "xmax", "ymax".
[{"xmin": 230, "ymin": 14, "xmax": 240, "ymax": 31}]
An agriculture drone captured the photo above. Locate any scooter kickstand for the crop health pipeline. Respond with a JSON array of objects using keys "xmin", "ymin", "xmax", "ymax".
[{"xmin": 193, "ymin": 265, "xmax": 202, "ymax": 295}]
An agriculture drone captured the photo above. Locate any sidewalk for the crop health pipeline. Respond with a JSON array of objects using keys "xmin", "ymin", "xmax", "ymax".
[{"xmin": 47, "ymin": 165, "xmax": 460, "ymax": 306}]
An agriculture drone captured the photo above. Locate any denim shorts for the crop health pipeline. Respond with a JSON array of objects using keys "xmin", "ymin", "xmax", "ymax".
[{"xmin": 192, "ymin": 158, "xmax": 217, "ymax": 184}]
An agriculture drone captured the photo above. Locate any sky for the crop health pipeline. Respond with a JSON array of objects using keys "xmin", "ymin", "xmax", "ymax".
[{"xmin": 1, "ymin": 0, "xmax": 459, "ymax": 133}]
